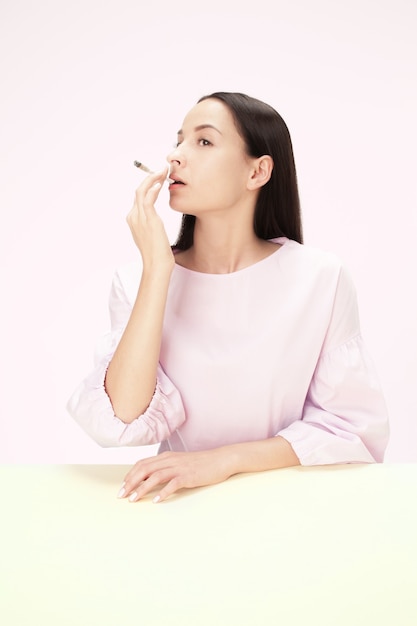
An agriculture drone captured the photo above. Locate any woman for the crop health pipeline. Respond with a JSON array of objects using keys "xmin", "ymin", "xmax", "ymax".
[{"xmin": 67, "ymin": 92, "xmax": 389, "ymax": 503}]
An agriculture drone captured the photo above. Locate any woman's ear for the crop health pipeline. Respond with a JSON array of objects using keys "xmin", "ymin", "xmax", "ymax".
[{"xmin": 247, "ymin": 155, "xmax": 274, "ymax": 190}]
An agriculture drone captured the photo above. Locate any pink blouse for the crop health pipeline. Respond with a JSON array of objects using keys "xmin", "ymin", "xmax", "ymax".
[{"xmin": 67, "ymin": 238, "xmax": 389, "ymax": 464}]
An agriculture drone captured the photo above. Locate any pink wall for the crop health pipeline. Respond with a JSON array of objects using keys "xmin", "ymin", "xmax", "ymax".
[{"xmin": 1, "ymin": 0, "xmax": 416, "ymax": 463}]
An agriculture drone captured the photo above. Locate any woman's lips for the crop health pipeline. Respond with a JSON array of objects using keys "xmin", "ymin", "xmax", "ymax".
[{"xmin": 168, "ymin": 177, "xmax": 186, "ymax": 189}]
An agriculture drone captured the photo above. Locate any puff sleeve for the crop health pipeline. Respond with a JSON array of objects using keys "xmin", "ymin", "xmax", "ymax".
[
  {"xmin": 277, "ymin": 266, "xmax": 389, "ymax": 465},
  {"xmin": 66, "ymin": 266, "xmax": 186, "ymax": 447}
]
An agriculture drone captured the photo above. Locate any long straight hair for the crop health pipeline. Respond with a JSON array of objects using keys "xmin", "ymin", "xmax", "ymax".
[{"xmin": 173, "ymin": 92, "xmax": 303, "ymax": 250}]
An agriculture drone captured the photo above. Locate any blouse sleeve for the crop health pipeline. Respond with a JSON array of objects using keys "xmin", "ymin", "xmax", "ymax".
[
  {"xmin": 277, "ymin": 266, "xmax": 390, "ymax": 465},
  {"xmin": 66, "ymin": 266, "xmax": 186, "ymax": 448}
]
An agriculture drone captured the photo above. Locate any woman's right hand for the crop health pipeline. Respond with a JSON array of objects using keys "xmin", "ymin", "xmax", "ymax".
[{"xmin": 126, "ymin": 167, "xmax": 174, "ymax": 271}]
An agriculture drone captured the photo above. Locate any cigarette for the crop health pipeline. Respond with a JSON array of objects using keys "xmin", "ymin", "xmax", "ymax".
[{"xmin": 133, "ymin": 161, "xmax": 154, "ymax": 174}]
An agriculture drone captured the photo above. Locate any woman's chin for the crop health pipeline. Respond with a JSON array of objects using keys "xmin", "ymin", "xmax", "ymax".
[
  {"xmin": 169, "ymin": 201, "xmax": 195, "ymax": 216},
  {"xmin": 169, "ymin": 203, "xmax": 184, "ymax": 214}
]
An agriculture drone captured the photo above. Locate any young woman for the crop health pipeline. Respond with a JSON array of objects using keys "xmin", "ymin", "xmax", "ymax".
[{"xmin": 67, "ymin": 92, "xmax": 389, "ymax": 503}]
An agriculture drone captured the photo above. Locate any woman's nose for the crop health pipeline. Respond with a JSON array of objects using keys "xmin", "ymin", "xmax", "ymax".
[{"xmin": 166, "ymin": 144, "xmax": 183, "ymax": 166}]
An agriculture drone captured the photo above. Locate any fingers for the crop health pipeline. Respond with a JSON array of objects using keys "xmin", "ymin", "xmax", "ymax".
[
  {"xmin": 123, "ymin": 451, "xmax": 172, "ymax": 485},
  {"xmin": 135, "ymin": 167, "xmax": 168, "ymax": 217},
  {"xmin": 143, "ymin": 181, "xmax": 162, "ymax": 217},
  {"xmin": 137, "ymin": 167, "xmax": 168, "ymax": 192},
  {"xmin": 155, "ymin": 477, "xmax": 184, "ymax": 503},
  {"xmin": 128, "ymin": 168, "xmax": 168, "ymax": 234},
  {"xmin": 126, "ymin": 468, "xmax": 173, "ymax": 503},
  {"xmin": 118, "ymin": 453, "xmax": 185, "ymax": 503},
  {"xmin": 126, "ymin": 166, "xmax": 173, "ymax": 260}
]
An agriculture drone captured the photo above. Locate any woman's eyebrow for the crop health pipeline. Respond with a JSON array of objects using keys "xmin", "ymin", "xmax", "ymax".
[{"xmin": 177, "ymin": 124, "xmax": 223, "ymax": 136}]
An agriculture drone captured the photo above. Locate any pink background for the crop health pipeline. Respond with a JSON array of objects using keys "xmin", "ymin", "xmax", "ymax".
[{"xmin": 1, "ymin": 0, "xmax": 416, "ymax": 463}]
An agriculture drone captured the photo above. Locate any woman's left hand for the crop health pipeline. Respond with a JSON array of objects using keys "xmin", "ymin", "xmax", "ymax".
[{"xmin": 118, "ymin": 449, "xmax": 235, "ymax": 503}]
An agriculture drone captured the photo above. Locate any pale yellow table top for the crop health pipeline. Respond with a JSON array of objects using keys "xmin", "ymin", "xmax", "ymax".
[{"xmin": 1, "ymin": 463, "xmax": 416, "ymax": 626}]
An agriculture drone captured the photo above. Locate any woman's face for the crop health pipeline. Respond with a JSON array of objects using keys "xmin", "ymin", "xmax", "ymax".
[{"xmin": 167, "ymin": 98, "xmax": 255, "ymax": 216}]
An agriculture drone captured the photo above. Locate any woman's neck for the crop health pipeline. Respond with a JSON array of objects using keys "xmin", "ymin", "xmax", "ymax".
[{"xmin": 175, "ymin": 215, "xmax": 279, "ymax": 274}]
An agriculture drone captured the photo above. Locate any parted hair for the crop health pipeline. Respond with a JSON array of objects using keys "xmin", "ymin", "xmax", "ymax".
[{"xmin": 173, "ymin": 91, "xmax": 303, "ymax": 250}]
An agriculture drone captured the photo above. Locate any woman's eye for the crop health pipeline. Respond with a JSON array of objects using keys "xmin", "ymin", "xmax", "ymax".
[{"xmin": 173, "ymin": 138, "xmax": 211, "ymax": 148}]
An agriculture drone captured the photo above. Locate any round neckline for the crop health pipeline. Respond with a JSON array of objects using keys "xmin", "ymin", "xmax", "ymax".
[{"xmin": 173, "ymin": 237, "xmax": 290, "ymax": 278}]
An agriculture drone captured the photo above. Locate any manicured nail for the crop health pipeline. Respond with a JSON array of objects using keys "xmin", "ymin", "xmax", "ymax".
[
  {"xmin": 117, "ymin": 486, "xmax": 125, "ymax": 498},
  {"xmin": 129, "ymin": 492, "xmax": 138, "ymax": 502},
  {"xmin": 152, "ymin": 495, "xmax": 161, "ymax": 504}
]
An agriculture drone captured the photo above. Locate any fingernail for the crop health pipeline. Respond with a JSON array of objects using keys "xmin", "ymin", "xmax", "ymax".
[
  {"xmin": 129, "ymin": 492, "xmax": 138, "ymax": 502},
  {"xmin": 117, "ymin": 487, "xmax": 126, "ymax": 498},
  {"xmin": 152, "ymin": 495, "xmax": 161, "ymax": 504}
]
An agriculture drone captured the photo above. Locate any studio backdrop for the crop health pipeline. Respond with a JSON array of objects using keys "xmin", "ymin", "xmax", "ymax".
[{"xmin": 1, "ymin": 0, "xmax": 416, "ymax": 463}]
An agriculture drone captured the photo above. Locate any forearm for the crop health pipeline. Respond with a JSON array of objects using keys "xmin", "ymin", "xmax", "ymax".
[
  {"xmin": 120, "ymin": 436, "xmax": 301, "ymax": 503},
  {"xmin": 105, "ymin": 265, "xmax": 172, "ymax": 422},
  {"xmin": 221, "ymin": 436, "xmax": 300, "ymax": 477}
]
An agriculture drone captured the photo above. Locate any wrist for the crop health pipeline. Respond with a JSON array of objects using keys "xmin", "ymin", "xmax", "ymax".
[
  {"xmin": 217, "ymin": 438, "xmax": 300, "ymax": 476},
  {"xmin": 215, "ymin": 444, "xmax": 245, "ymax": 478},
  {"xmin": 141, "ymin": 259, "xmax": 174, "ymax": 280}
]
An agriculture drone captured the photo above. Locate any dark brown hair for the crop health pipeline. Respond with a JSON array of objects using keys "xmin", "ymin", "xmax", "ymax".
[{"xmin": 173, "ymin": 92, "xmax": 303, "ymax": 250}]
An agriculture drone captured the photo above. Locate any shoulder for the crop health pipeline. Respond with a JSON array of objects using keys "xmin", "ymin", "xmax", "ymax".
[
  {"xmin": 273, "ymin": 237, "xmax": 345, "ymax": 281},
  {"xmin": 274, "ymin": 239, "xmax": 361, "ymax": 345},
  {"xmin": 277, "ymin": 237, "xmax": 340, "ymax": 264}
]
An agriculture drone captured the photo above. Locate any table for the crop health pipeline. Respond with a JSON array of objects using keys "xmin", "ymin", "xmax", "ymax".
[{"xmin": 1, "ymin": 463, "xmax": 416, "ymax": 625}]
